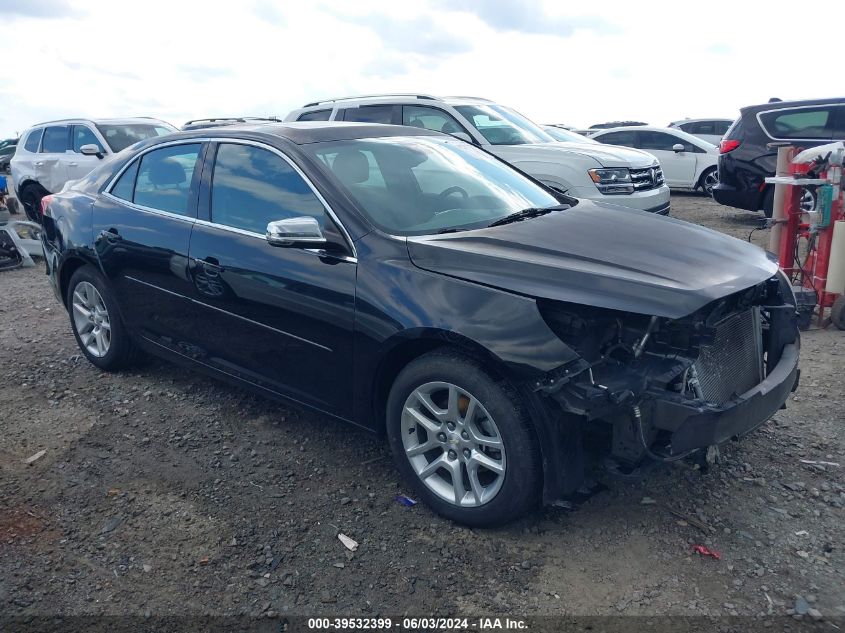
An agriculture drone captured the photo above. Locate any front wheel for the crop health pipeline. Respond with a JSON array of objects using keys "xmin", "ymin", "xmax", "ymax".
[
  {"xmin": 386, "ymin": 350, "xmax": 541, "ymax": 526},
  {"xmin": 67, "ymin": 265, "xmax": 137, "ymax": 371}
]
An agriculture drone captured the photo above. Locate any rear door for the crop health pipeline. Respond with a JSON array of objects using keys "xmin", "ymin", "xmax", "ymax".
[
  {"xmin": 185, "ymin": 141, "xmax": 357, "ymax": 417},
  {"xmin": 37, "ymin": 125, "xmax": 70, "ymax": 192},
  {"xmin": 94, "ymin": 142, "xmax": 204, "ymax": 352},
  {"xmin": 68, "ymin": 125, "xmax": 106, "ymax": 180},
  {"xmin": 636, "ymin": 131, "xmax": 697, "ymax": 187}
]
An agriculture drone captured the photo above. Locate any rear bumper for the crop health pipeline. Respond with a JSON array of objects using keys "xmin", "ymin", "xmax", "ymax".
[
  {"xmin": 713, "ymin": 183, "xmax": 762, "ymax": 212},
  {"xmin": 649, "ymin": 342, "xmax": 799, "ymax": 454}
]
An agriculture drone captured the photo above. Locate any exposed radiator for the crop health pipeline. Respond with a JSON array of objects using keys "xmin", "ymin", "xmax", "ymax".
[{"xmin": 693, "ymin": 308, "xmax": 763, "ymax": 405}]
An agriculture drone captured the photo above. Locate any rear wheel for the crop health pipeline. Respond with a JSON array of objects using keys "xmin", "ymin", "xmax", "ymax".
[
  {"xmin": 67, "ymin": 265, "xmax": 137, "ymax": 371},
  {"xmin": 386, "ymin": 350, "xmax": 541, "ymax": 526},
  {"xmin": 698, "ymin": 167, "xmax": 718, "ymax": 196},
  {"xmin": 831, "ymin": 295, "xmax": 845, "ymax": 331},
  {"xmin": 20, "ymin": 184, "xmax": 43, "ymax": 223}
]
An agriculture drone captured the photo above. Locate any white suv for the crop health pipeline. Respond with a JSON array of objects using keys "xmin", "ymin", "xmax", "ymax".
[
  {"xmin": 11, "ymin": 118, "xmax": 176, "ymax": 221},
  {"xmin": 286, "ymin": 95, "xmax": 670, "ymax": 214}
]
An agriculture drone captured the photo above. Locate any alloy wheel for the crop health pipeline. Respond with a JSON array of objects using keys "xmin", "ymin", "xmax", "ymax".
[
  {"xmin": 401, "ymin": 382, "xmax": 506, "ymax": 507},
  {"xmin": 702, "ymin": 170, "xmax": 718, "ymax": 196},
  {"xmin": 71, "ymin": 281, "xmax": 112, "ymax": 357},
  {"xmin": 800, "ymin": 188, "xmax": 816, "ymax": 213}
]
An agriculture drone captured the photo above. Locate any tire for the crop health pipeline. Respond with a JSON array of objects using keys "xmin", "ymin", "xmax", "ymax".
[
  {"xmin": 698, "ymin": 167, "xmax": 718, "ymax": 197},
  {"xmin": 762, "ymin": 187, "xmax": 774, "ymax": 218},
  {"xmin": 20, "ymin": 184, "xmax": 43, "ymax": 223},
  {"xmin": 66, "ymin": 265, "xmax": 137, "ymax": 371},
  {"xmin": 762, "ymin": 186, "xmax": 816, "ymax": 219},
  {"xmin": 386, "ymin": 350, "xmax": 541, "ymax": 526},
  {"xmin": 831, "ymin": 295, "xmax": 845, "ymax": 331}
]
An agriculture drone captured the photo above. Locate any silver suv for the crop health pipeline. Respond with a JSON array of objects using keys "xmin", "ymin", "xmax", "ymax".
[
  {"xmin": 11, "ymin": 118, "xmax": 176, "ymax": 220},
  {"xmin": 286, "ymin": 94, "xmax": 670, "ymax": 214}
]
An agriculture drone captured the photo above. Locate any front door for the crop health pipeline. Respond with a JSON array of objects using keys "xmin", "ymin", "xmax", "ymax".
[
  {"xmin": 636, "ymin": 131, "xmax": 697, "ymax": 188},
  {"xmin": 186, "ymin": 141, "xmax": 357, "ymax": 418},
  {"xmin": 93, "ymin": 142, "xmax": 204, "ymax": 352},
  {"xmin": 68, "ymin": 125, "xmax": 106, "ymax": 181}
]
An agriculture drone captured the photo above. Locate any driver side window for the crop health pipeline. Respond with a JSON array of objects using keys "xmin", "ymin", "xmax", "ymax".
[
  {"xmin": 210, "ymin": 143, "xmax": 329, "ymax": 234},
  {"xmin": 402, "ymin": 106, "xmax": 468, "ymax": 137}
]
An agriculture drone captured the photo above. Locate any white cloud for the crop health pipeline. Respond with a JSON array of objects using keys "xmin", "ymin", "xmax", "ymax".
[{"xmin": 0, "ymin": 0, "xmax": 840, "ymax": 138}]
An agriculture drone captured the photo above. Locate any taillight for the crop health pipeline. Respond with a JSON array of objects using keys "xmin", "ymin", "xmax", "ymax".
[
  {"xmin": 719, "ymin": 139, "xmax": 741, "ymax": 154},
  {"xmin": 40, "ymin": 194, "xmax": 54, "ymax": 219}
]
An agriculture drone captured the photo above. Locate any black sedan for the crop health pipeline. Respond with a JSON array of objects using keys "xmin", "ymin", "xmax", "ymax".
[{"xmin": 40, "ymin": 122, "xmax": 800, "ymax": 526}]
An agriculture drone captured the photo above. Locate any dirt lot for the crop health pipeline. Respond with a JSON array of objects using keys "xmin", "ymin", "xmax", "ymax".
[{"xmin": 1, "ymin": 194, "xmax": 843, "ymax": 622}]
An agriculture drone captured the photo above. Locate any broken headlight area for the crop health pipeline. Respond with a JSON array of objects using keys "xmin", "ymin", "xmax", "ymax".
[{"xmin": 535, "ymin": 274, "xmax": 800, "ymax": 464}]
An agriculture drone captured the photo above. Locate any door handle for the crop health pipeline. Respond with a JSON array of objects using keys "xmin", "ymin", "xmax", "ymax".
[
  {"xmin": 197, "ymin": 256, "xmax": 223, "ymax": 274},
  {"xmin": 35, "ymin": 161, "xmax": 44, "ymax": 167},
  {"xmin": 98, "ymin": 228, "xmax": 122, "ymax": 243},
  {"xmin": 68, "ymin": 162, "xmax": 78, "ymax": 167}
]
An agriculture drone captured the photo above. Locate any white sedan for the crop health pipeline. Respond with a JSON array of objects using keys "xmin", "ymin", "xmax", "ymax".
[{"xmin": 588, "ymin": 126, "xmax": 719, "ymax": 195}]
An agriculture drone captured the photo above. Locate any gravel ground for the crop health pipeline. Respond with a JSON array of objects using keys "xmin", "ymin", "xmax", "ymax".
[{"xmin": 0, "ymin": 194, "xmax": 843, "ymax": 622}]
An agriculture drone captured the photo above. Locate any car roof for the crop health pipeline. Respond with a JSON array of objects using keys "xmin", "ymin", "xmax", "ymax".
[
  {"xmin": 28, "ymin": 117, "xmax": 174, "ymax": 128},
  {"xmin": 149, "ymin": 121, "xmax": 444, "ymax": 146},
  {"xmin": 669, "ymin": 118, "xmax": 734, "ymax": 125},
  {"xmin": 740, "ymin": 97, "xmax": 845, "ymax": 115},
  {"xmin": 593, "ymin": 125, "xmax": 717, "ymax": 148},
  {"xmin": 298, "ymin": 94, "xmax": 494, "ymax": 109}
]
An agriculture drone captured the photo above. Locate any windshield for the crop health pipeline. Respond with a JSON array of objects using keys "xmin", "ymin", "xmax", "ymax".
[
  {"xmin": 544, "ymin": 127, "xmax": 598, "ymax": 144},
  {"xmin": 454, "ymin": 104, "xmax": 556, "ymax": 145},
  {"xmin": 95, "ymin": 123, "xmax": 175, "ymax": 152},
  {"xmin": 307, "ymin": 136, "xmax": 561, "ymax": 236}
]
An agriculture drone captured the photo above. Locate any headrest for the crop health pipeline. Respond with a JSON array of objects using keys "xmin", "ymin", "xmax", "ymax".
[
  {"xmin": 148, "ymin": 158, "xmax": 187, "ymax": 186},
  {"xmin": 332, "ymin": 149, "xmax": 369, "ymax": 185}
]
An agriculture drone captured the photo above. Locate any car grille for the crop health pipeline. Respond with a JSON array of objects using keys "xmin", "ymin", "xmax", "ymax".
[
  {"xmin": 693, "ymin": 308, "xmax": 763, "ymax": 405},
  {"xmin": 631, "ymin": 166, "xmax": 664, "ymax": 191}
]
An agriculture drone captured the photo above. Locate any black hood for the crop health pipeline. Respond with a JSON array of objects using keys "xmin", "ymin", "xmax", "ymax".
[{"xmin": 407, "ymin": 201, "xmax": 778, "ymax": 319}]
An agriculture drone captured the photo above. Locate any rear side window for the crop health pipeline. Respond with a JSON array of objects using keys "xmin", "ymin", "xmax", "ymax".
[
  {"xmin": 72, "ymin": 125, "xmax": 105, "ymax": 153},
  {"xmin": 133, "ymin": 144, "xmax": 201, "ymax": 216},
  {"xmin": 210, "ymin": 143, "xmax": 328, "ymax": 233},
  {"xmin": 41, "ymin": 126, "xmax": 69, "ymax": 153},
  {"xmin": 340, "ymin": 105, "xmax": 395, "ymax": 124},
  {"xmin": 297, "ymin": 109, "xmax": 332, "ymax": 122},
  {"xmin": 829, "ymin": 105, "xmax": 845, "ymax": 139},
  {"xmin": 23, "ymin": 129, "xmax": 43, "ymax": 152},
  {"xmin": 714, "ymin": 121, "xmax": 732, "ymax": 135},
  {"xmin": 110, "ymin": 160, "xmax": 139, "ymax": 201},
  {"xmin": 759, "ymin": 107, "xmax": 834, "ymax": 139},
  {"xmin": 596, "ymin": 131, "xmax": 636, "ymax": 147}
]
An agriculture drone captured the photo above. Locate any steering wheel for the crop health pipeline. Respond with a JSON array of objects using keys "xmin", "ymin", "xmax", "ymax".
[{"xmin": 438, "ymin": 186, "xmax": 469, "ymax": 201}]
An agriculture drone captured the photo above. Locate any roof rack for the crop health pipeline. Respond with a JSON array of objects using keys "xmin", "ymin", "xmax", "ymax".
[
  {"xmin": 302, "ymin": 94, "xmax": 440, "ymax": 107},
  {"xmin": 442, "ymin": 96, "xmax": 493, "ymax": 102},
  {"xmin": 183, "ymin": 116, "xmax": 281, "ymax": 125}
]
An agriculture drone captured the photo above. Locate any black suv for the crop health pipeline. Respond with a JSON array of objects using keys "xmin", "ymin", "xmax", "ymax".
[{"xmin": 714, "ymin": 98, "xmax": 845, "ymax": 215}]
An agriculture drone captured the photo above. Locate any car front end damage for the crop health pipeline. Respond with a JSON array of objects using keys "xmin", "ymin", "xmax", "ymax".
[{"xmin": 533, "ymin": 272, "xmax": 800, "ymax": 466}]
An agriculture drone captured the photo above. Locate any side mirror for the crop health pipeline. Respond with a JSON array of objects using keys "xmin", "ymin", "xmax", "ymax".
[
  {"xmin": 266, "ymin": 216, "xmax": 326, "ymax": 247},
  {"xmin": 80, "ymin": 144, "xmax": 105, "ymax": 159},
  {"xmin": 447, "ymin": 131, "xmax": 474, "ymax": 143},
  {"xmin": 672, "ymin": 143, "xmax": 686, "ymax": 153}
]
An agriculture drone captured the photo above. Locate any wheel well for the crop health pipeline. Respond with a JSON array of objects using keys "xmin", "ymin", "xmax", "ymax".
[
  {"xmin": 59, "ymin": 258, "xmax": 88, "ymax": 307},
  {"xmin": 371, "ymin": 337, "xmax": 510, "ymax": 434}
]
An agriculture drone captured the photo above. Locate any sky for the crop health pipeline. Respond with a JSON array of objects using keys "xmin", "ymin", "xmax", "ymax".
[{"xmin": 0, "ymin": 0, "xmax": 841, "ymax": 138}]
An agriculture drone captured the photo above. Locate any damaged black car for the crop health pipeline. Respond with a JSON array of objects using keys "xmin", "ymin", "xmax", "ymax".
[{"xmin": 40, "ymin": 122, "xmax": 800, "ymax": 526}]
